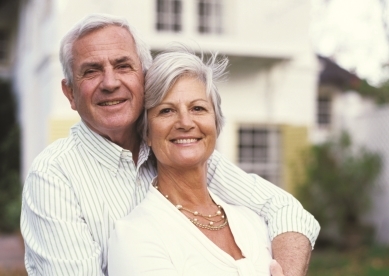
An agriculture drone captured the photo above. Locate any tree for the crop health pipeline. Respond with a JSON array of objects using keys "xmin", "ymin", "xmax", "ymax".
[{"xmin": 0, "ymin": 79, "xmax": 22, "ymax": 232}]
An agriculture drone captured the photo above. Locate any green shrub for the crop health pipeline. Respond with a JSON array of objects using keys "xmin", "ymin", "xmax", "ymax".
[{"xmin": 296, "ymin": 131, "xmax": 382, "ymax": 248}]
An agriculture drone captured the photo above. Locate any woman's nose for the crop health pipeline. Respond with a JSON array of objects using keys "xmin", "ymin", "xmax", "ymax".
[{"xmin": 175, "ymin": 111, "xmax": 195, "ymax": 130}]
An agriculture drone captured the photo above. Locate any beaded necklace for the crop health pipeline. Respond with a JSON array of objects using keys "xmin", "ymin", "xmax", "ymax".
[{"xmin": 155, "ymin": 184, "xmax": 229, "ymax": 231}]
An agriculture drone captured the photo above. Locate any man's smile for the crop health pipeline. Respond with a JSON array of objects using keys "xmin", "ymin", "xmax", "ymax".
[{"xmin": 98, "ymin": 100, "xmax": 126, "ymax": 106}]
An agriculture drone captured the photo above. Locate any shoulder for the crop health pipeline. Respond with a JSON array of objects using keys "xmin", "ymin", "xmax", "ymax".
[
  {"xmin": 26, "ymin": 126, "xmax": 82, "ymax": 182},
  {"xmin": 212, "ymin": 192, "xmax": 268, "ymax": 233},
  {"xmin": 30, "ymin": 138, "xmax": 74, "ymax": 168}
]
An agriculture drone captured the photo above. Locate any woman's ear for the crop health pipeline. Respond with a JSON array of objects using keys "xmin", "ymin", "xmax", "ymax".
[
  {"xmin": 146, "ymin": 127, "xmax": 152, "ymax": 147},
  {"xmin": 147, "ymin": 137, "xmax": 152, "ymax": 147}
]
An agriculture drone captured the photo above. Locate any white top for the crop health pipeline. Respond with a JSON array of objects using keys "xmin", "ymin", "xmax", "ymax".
[
  {"xmin": 108, "ymin": 186, "xmax": 272, "ymax": 276},
  {"xmin": 21, "ymin": 121, "xmax": 320, "ymax": 275}
]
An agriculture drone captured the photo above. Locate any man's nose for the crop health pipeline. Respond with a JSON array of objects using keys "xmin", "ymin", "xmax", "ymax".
[{"xmin": 100, "ymin": 69, "xmax": 120, "ymax": 92}]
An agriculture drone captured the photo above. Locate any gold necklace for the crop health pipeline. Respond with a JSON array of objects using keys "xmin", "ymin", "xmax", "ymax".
[{"xmin": 155, "ymin": 184, "xmax": 229, "ymax": 231}]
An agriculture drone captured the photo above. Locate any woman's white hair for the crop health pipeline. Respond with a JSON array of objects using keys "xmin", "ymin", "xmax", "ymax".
[
  {"xmin": 59, "ymin": 13, "xmax": 152, "ymax": 85},
  {"xmin": 139, "ymin": 44, "xmax": 228, "ymax": 142}
]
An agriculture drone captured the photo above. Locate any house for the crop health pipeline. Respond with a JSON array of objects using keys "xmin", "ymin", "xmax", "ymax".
[
  {"xmin": 14, "ymin": 0, "xmax": 318, "ymax": 194},
  {"xmin": 313, "ymin": 55, "xmax": 389, "ymax": 245}
]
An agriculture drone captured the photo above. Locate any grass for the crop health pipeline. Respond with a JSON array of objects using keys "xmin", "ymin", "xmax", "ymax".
[{"xmin": 308, "ymin": 245, "xmax": 389, "ymax": 276}]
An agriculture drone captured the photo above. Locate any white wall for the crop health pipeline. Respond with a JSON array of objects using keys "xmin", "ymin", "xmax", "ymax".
[
  {"xmin": 15, "ymin": 0, "xmax": 317, "ymax": 178},
  {"xmin": 347, "ymin": 104, "xmax": 389, "ymax": 244}
]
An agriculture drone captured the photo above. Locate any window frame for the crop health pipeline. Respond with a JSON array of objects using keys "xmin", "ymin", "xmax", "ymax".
[
  {"xmin": 317, "ymin": 95, "xmax": 332, "ymax": 127},
  {"xmin": 237, "ymin": 125, "xmax": 281, "ymax": 185}
]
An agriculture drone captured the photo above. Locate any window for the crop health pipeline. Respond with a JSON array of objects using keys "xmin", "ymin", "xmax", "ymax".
[
  {"xmin": 238, "ymin": 126, "xmax": 281, "ymax": 185},
  {"xmin": 0, "ymin": 30, "xmax": 8, "ymax": 63},
  {"xmin": 156, "ymin": 0, "xmax": 182, "ymax": 32},
  {"xmin": 317, "ymin": 95, "xmax": 331, "ymax": 126},
  {"xmin": 197, "ymin": 0, "xmax": 222, "ymax": 34}
]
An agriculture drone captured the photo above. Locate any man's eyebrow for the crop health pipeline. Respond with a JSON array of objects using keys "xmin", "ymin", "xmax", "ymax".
[
  {"xmin": 114, "ymin": 56, "xmax": 137, "ymax": 64},
  {"xmin": 80, "ymin": 62, "xmax": 102, "ymax": 70}
]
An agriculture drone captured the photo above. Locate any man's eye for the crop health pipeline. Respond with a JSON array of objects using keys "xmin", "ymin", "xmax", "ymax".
[
  {"xmin": 84, "ymin": 69, "xmax": 97, "ymax": 75},
  {"xmin": 118, "ymin": 64, "xmax": 131, "ymax": 70}
]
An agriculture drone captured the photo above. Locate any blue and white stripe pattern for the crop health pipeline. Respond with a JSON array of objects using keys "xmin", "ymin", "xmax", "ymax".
[{"xmin": 21, "ymin": 121, "xmax": 319, "ymax": 275}]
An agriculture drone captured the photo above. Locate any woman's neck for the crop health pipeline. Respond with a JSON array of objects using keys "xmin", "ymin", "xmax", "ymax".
[{"xmin": 155, "ymin": 165, "xmax": 213, "ymax": 210}]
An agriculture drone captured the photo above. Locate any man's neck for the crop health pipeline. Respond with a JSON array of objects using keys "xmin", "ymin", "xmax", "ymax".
[
  {"xmin": 84, "ymin": 122, "xmax": 141, "ymax": 165},
  {"xmin": 110, "ymin": 131, "xmax": 141, "ymax": 165}
]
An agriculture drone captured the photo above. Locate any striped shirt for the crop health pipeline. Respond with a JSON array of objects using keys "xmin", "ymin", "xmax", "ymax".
[{"xmin": 21, "ymin": 121, "xmax": 320, "ymax": 276}]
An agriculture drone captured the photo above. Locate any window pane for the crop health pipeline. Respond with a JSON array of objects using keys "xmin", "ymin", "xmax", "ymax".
[
  {"xmin": 157, "ymin": 0, "xmax": 164, "ymax": 12},
  {"xmin": 239, "ymin": 129, "xmax": 253, "ymax": 145},
  {"xmin": 197, "ymin": 0, "xmax": 222, "ymax": 34},
  {"xmin": 317, "ymin": 96, "xmax": 331, "ymax": 125},
  {"xmin": 238, "ymin": 126, "xmax": 280, "ymax": 186},
  {"xmin": 173, "ymin": 0, "xmax": 181, "ymax": 13},
  {"xmin": 156, "ymin": 0, "xmax": 182, "ymax": 32}
]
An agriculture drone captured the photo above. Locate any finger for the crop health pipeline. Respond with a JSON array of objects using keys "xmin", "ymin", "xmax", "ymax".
[{"xmin": 270, "ymin": 259, "xmax": 284, "ymax": 276}]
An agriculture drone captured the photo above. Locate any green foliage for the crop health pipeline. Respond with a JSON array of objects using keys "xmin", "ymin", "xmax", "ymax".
[
  {"xmin": 308, "ymin": 246, "xmax": 389, "ymax": 276},
  {"xmin": 0, "ymin": 80, "xmax": 22, "ymax": 233},
  {"xmin": 352, "ymin": 79, "xmax": 389, "ymax": 105},
  {"xmin": 297, "ymin": 131, "xmax": 382, "ymax": 248}
]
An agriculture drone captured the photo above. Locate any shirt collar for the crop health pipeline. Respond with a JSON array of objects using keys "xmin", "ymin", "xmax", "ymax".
[{"xmin": 72, "ymin": 121, "xmax": 151, "ymax": 175}]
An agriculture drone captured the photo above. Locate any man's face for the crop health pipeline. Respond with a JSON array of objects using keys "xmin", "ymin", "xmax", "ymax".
[{"xmin": 62, "ymin": 25, "xmax": 145, "ymax": 139}]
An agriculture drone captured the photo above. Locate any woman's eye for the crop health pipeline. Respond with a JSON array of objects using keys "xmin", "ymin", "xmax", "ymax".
[
  {"xmin": 193, "ymin": 106, "xmax": 205, "ymax": 112},
  {"xmin": 160, "ymin": 108, "xmax": 172, "ymax": 114}
]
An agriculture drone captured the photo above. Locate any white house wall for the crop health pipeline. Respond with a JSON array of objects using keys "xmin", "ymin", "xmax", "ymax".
[
  {"xmin": 346, "ymin": 104, "xmax": 389, "ymax": 244},
  {"xmin": 15, "ymin": 0, "xmax": 317, "ymax": 179},
  {"xmin": 218, "ymin": 51, "xmax": 318, "ymax": 163}
]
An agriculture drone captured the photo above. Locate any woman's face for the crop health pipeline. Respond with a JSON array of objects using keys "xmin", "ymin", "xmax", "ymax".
[{"xmin": 147, "ymin": 76, "xmax": 217, "ymax": 170}]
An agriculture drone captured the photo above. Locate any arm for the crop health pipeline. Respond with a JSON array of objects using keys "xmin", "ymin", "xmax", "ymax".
[
  {"xmin": 21, "ymin": 171, "xmax": 104, "ymax": 275},
  {"xmin": 272, "ymin": 232, "xmax": 311, "ymax": 276},
  {"xmin": 207, "ymin": 150, "xmax": 320, "ymax": 276},
  {"xmin": 270, "ymin": 259, "xmax": 286, "ymax": 276}
]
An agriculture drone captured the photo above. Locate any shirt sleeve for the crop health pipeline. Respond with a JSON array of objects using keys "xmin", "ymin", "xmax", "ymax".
[
  {"xmin": 207, "ymin": 150, "xmax": 320, "ymax": 248},
  {"xmin": 108, "ymin": 220, "xmax": 180, "ymax": 276},
  {"xmin": 21, "ymin": 170, "xmax": 105, "ymax": 276}
]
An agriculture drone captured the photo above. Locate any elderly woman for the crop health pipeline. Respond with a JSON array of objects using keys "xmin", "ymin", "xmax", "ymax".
[{"xmin": 108, "ymin": 46, "xmax": 276, "ymax": 275}]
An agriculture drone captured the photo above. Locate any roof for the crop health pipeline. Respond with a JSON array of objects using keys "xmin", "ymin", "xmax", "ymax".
[{"xmin": 317, "ymin": 55, "xmax": 361, "ymax": 90}]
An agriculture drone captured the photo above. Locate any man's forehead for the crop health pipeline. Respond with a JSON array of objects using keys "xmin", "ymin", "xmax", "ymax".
[{"xmin": 72, "ymin": 26, "xmax": 139, "ymax": 64}]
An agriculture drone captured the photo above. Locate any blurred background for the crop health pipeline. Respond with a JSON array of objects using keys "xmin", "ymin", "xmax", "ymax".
[{"xmin": 0, "ymin": 0, "xmax": 388, "ymax": 275}]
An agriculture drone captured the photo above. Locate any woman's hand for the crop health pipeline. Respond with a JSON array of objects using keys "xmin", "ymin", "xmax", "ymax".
[{"xmin": 270, "ymin": 260, "xmax": 285, "ymax": 276}]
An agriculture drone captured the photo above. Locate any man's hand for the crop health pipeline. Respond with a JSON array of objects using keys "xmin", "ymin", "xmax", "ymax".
[
  {"xmin": 272, "ymin": 232, "xmax": 311, "ymax": 276},
  {"xmin": 270, "ymin": 260, "xmax": 285, "ymax": 276}
]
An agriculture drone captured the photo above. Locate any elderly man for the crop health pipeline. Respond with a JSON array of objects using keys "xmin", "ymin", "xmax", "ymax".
[{"xmin": 21, "ymin": 13, "xmax": 319, "ymax": 276}]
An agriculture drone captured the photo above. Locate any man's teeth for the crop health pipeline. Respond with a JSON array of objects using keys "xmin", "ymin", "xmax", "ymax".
[
  {"xmin": 174, "ymin": 139, "xmax": 198, "ymax": 144},
  {"xmin": 100, "ymin": 100, "xmax": 123, "ymax": 106}
]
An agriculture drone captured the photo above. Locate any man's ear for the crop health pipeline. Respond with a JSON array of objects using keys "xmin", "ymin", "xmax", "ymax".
[{"xmin": 61, "ymin": 79, "xmax": 77, "ymax": 111}]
